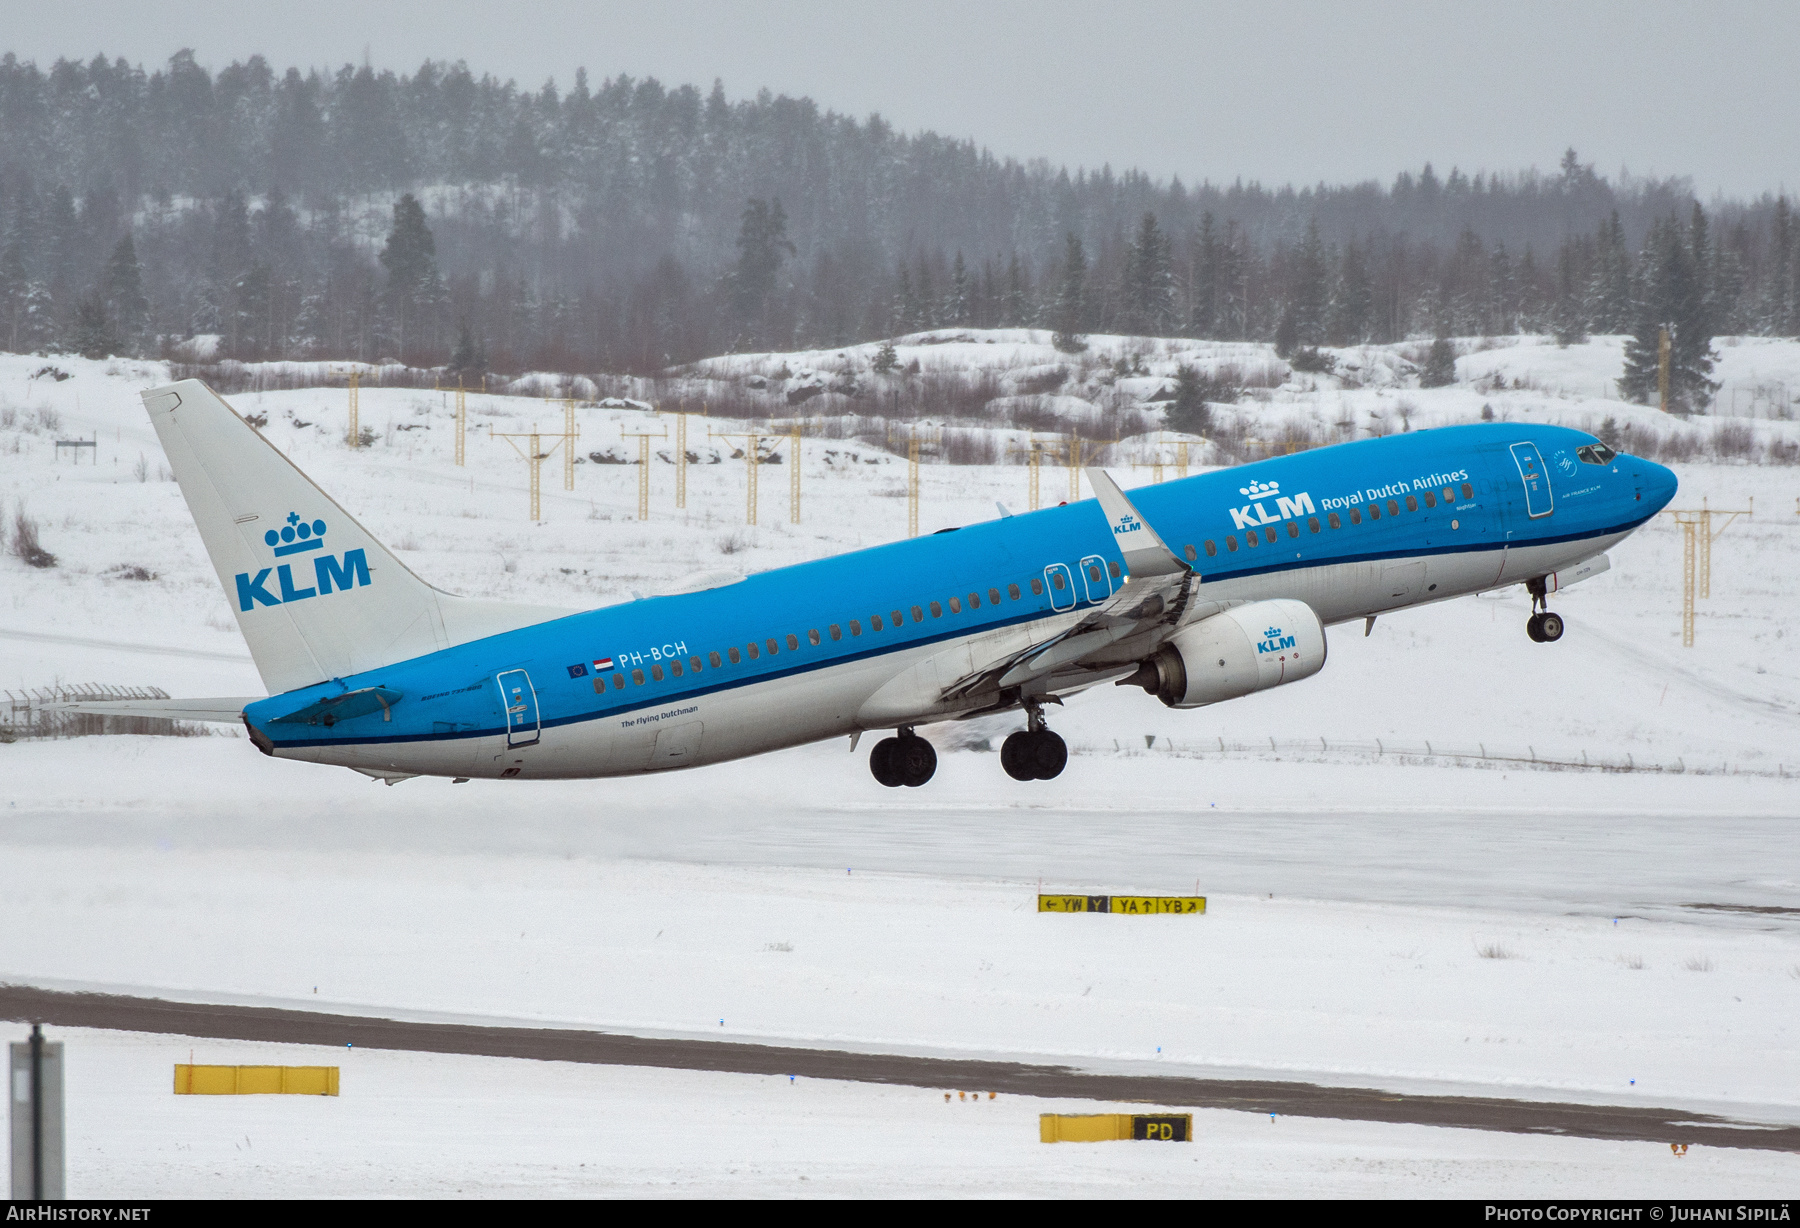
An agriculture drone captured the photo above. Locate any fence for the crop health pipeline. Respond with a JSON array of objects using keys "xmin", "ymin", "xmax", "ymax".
[
  {"xmin": 1084, "ymin": 734, "xmax": 1791, "ymax": 780},
  {"xmin": 0, "ymin": 684, "xmax": 201, "ymax": 740}
]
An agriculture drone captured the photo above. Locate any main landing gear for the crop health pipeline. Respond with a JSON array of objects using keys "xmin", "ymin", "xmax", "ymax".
[
  {"xmin": 1525, "ymin": 577, "xmax": 1564, "ymax": 643},
  {"xmin": 1000, "ymin": 699, "xmax": 1067, "ymax": 782},
  {"xmin": 870, "ymin": 727, "xmax": 937, "ymax": 787}
]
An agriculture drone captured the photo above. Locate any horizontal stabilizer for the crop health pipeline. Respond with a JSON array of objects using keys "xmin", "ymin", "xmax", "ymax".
[
  {"xmin": 268, "ymin": 686, "xmax": 403, "ymax": 726},
  {"xmin": 46, "ymin": 697, "xmax": 261, "ymax": 723}
]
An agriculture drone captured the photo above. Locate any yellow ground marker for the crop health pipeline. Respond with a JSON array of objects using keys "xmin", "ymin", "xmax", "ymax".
[
  {"xmin": 174, "ymin": 1065, "xmax": 339, "ymax": 1095},
  {"xmin": 1038, "ymin": 894, "xmax": 1205, "ymax": 914},
  {"xmin": 1040, "ymin": 1113, "xmax": 1192, "ymax": 1142}
]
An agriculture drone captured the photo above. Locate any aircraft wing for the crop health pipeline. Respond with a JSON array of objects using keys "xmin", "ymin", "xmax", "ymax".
[{"xmin": 45, "ymin": 697, "xmax": 262, "ymax": 723}]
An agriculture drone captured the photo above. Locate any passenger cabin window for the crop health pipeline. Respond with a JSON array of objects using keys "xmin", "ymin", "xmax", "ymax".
[
  {"xmin": 808, "ymin": 629, "xmax": 822, "ymax": 645},
  {"xmin": 632, "ymin": 668, "xmax": 646, "ymax": 685},
  {"xmin": 894, "ymin": 609, "xmax": 906, "ymax": 625},
  {"xmin": 967, "ymin": 592, "xmax": 979, "ymax": 609},
  {"xmin": 849, "ymin": 620, "xmax": 861, "ymax": 636},
  {"xmin": 1029, "ymin": 578, "xmax": 1043, "ymax": 595},
  {"xmin": 669, "ymin": 660, "xmax": 683, "ymax": 677},
  {"xmin": 930, "ymin": 601, "xmax": 943, "ymax": 617},
  {"xmin": 1009, "ymin": 583, "xmax": 1022, "ymax": 600},
  {"xmin": 1423, "ymin": 491, "xmax": 1436, "ymax": 508},
  {"xmin": 651, "ymin": 664, "xmax": 664, "ymax": 681},
  {"xmin": 690, "ymin": 656, "xmax": 702, "ymax": 671},
  {"xmin": 728, "ymin": 647, "xmax": 741, "ymax": 664},
  {"xmin": 871, "ymin": 614, "xmax": 884, "ymax": 630},
  {"xmin": 1350, "ymin": 507, "xmax": 1362, "ymax": 524},
  {"xmin": 1050, "ymin": 573, "xmax": 1065, "ymax": 590},
  {"xmin": 989, "ymin": 588, "xmax": 1002, "ymax": 604},
  {"xmin": 766, "ymin": 638, "xmax": 780, "ymax": 655},
  {"xmin": 613, "ymin": 673, "xmax": 625, "ymax": 690},
  {"xmin": 948, "ymin": 597, "xmax": 961, "ymax": 613},
  {"xmin": 912, "ymin": 605, "xmax": 925, "ymax": 622},
  {"xmin": 1265, "ymin": 527, "xmax": 1278, "ymax": 543},
  {"xmin": 1245, "ymin": 530, "xmax": 1258, "ymax": 548},
  {"xmin": 1387, "ymin": 499, "xmax": 1400, "ymax": 516},
  {"xmin": 787, "ymin": 634, "xmax": 800, "ymax": 650},
  {"xmin": 710, "ymin": 651, "xmax": 723, "ymax": 668},
  {"xmin": 1328, "ymin": 512, "xmax": 1341, "ymax": 529},
  {"xmin": 747, "ymin": 642, "xmax": 760, "ymax": 660},
  {"xmin": 1441, "ymin": 487, "xmax": 1455, "ymax": 503},
  {"xmin": 1204, "ymin": 540, "xmax": 1218, "ymax": 557},
  {"xmin": 1184, "ymin": 544, "xmax": 1197, "ymax": 561},
  {"xmin": 1308, "ymin": 516, "xmax": 1321, "ymax": 533},
  {"xmin": 1109, "ymin": 561, "xmax": 1121, "ymax": 578},
  {"xmin": 1405, "ymin": 495, "xmax": 1418, "ymax": 512},
  {"xmin": 1286, "ymin": 521, "xmax": 1300, "ymax": 539},
  {"xmin": 1226, "ymin": 535, "xmax": 1238, "ymax": 552},
  {"xmin": 1461, "ymin": 482, "xmax": 1474, "ymax": 499},
  {"xmin": 1576, "ymin": 443, "xmax": 1617, "ymax": 464},
  {"xmin": 829, "ymin": 624, "xmax": 842, "ymax": 641},
  {"xmin": 1087, "ymin": 563, "xmax": 1103, "ymax": 581}
]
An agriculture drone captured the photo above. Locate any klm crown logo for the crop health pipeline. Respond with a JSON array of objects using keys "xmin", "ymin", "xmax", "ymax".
[
  {"xmin": 235, "ymin": 510, "xmax": 370, "ymax": 612},
  {"xmin": 1257, "ymin": 624, "xmax": 1297, "ymax": 654},
  {"xmin": 1239, "ymin": 480, "xmax": 1279, "ymax": 497},
  {"xmin": 266, "ymin": 512, "xmax": 327, "ymax": 556}
]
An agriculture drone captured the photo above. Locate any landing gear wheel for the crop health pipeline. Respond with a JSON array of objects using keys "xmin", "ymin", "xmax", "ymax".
[
  {"xmin": 1526, "ymin": 613, "xmax": 1546, "ymax": 642},
  {"xmin": 894, "ymin": 734, "xmax": 937, "ymax": 787},
  {"xmin": 1028, "ymin": 730, "xmax": 1068, "ymax": 780},
  {"xmin": 869, "ymin": 736, "xmax": 906, "ymax": 787},
  {"xmin": 1001, "ymin": 731, "xmax": 1036, "ymax": 781},
  {"xmin": 1537, "ymin": 611, "xmax": 1564, "ymax": 642}
]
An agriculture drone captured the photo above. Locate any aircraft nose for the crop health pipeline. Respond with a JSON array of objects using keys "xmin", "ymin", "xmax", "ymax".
[{"xmin": 1640, "ymin": 459, "xmax": 1678, "ymax": 512}]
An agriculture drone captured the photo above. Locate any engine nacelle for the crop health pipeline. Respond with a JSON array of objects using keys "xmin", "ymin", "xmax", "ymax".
[{"xmin": 1123, "ymin": 598, "xmax": 1327, "ymax": 709}]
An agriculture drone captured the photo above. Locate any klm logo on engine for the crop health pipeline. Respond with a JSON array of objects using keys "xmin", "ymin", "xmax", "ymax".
[
  {"xmin": 1257, "ymin": 625, "xmax": 1296, "ymax": 654},
  {"xmin": 234, "ymin": 512, "xmax": 371, "ymax": 611},
  {"xmin": 1229, "ymin": 479, "xmax": 1315, "ymax": 532}
]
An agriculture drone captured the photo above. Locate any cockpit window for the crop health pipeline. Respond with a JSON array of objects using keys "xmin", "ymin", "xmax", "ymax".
[{"xmin": 1576, "ymin": 443, "xmax": 1617, "ymax": 465}]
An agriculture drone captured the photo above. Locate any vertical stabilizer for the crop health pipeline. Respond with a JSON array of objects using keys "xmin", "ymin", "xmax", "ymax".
[{"xmin": 143, "ymin": 380, "xmax": 572, "ymax": 694}]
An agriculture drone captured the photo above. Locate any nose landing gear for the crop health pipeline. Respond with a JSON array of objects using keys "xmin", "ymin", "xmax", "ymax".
[
  {"xmin": 1525, "ymin": 577, "xmax": 1564, "ymax": 642},
  {"xmin": 1000, "ymin": 698, "xmax": 1068, "ymax": 781},
  {"xmin": 870, "ymin": 727, "xmax": 938, "ymax": 787}
]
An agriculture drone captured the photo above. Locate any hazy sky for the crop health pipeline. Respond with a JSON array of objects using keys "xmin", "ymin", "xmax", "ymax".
[{"xmin": 12, "ymin": 0, "xmax": 1798, "ymax": 199}]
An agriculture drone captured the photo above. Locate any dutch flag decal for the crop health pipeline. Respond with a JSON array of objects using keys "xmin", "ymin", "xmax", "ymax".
[{"xmin": 593, "ymin": 656, "xmax": 614, "ymax": 671}]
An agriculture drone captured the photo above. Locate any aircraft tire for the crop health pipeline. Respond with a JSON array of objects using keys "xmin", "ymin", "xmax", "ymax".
[
  {"xmin": 1030, "ymin": 730, "xmax": 1068, "ymax": 780},
  {"xmin": 1001, "ymin": 731, "xmax": 1036, "ymax": 781},
  {"xmin": 1538, "ymin": 611, "xmax": 1564, "ymax": 642},
  {"xmin": 1526, "ymin": 613, "xmax": 1546, "ymax": 642},
  {"xmin": 896, "ymin": 734, "xmax": 938, "ymax": 787},
  {"xmin": 870, "ymin": 736, "xmax": 906, "ymax": 787}
]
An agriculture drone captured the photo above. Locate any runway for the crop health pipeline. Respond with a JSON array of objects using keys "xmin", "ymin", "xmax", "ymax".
[{"xmin": 5, "ymin": 984, "xmax": 1794, "ymax": 1153}]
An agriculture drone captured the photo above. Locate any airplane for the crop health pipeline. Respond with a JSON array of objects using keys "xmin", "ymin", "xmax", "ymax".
[{"xmin": 68, "ymin": 379, "xmax": 1678, "ymax": 787}]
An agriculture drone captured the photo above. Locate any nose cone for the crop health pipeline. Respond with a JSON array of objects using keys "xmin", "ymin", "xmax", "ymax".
[{"xmin": 1641, "ymin": 459, "xmax": 1678, "ymax": 513}]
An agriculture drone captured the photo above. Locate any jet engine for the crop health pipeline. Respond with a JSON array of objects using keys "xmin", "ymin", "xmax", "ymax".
[{"xmin": 1121, "ymin": 598, "xmax": 1327, "ymax": 709}]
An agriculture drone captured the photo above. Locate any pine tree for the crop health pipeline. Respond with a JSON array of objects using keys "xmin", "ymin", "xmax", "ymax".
[
  {"xmin": 1420, "ymin": 336, "xmax": 1457, "ymax": 387},
  {"xmin": 70, "ymin": 288, "xmax": 116, "ymax": 358},
  {"xmin": 378, "ymin": 192, "xmax": 442, "ymax": 359},
  {"xmin": 1003, "ymin": 253, "xmax": 1028, "ymax": 328},
  {"xmin": 1327, "ymin": 240, "xmax": 1372, "ymax": 345},
  {"xmin": 728, "ymin": 197, "xmax": 795, "ymax": 344},
  {"xmin": 871, "ymin": 339, "xmax": 898, "ymax": 374},
  {"xmin": 1121, "ymin": 212, "xmax": 1175, "ymax": 335},
  {"xmin": 1190, "ymin": 212, "xmax": 1219, "ymax": 338},
  {"xmin": 449, "ymin": 319, "xmax": 486, "ymax": 376},
  {"xmin": 1552, "ymin": 238, "xmax": 1587, "ymax": 346},
  {"xmin": 1587, "ymin": 212, "xmax": 1633, "ymax": 333},
  {"xmin": 1289, "ymin": 218, "xmax": 1329, "ymax": 346},
  {"xmin": 1165, "ymin": 364, "xmax": 1213, "ymax": 436},
  {"xmin": 1620, "ymin": 212, "xmax": 1718, "ymax": 413},
  {"xmin": 1763, "ymin": 197, "xmax": 1793, "ymax": 335},
  {"xmin": 948, "ymin": 251, "xmax": 970, "ymax": 325},
  {"xmin": 102, "ymin": 232, "xmax": 149, "ymax": 354},
  {"xmin": 1051, "ymin": 233, "xmax": 1088, "ymax": 352}
]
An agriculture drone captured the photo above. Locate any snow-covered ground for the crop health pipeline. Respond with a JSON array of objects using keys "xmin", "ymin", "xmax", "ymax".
[
  {"xmin": 2, "ymin": 340, "xmax": 1798, "ymax": 1195},
  {"xmin": 55, "ymin": 1027, "xmax": 1800, "ymax": 1199}
]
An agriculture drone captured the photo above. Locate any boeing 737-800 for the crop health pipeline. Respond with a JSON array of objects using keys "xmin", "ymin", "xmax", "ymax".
[{"xmin": 68, "ymin": 379, "xmax": 1677, "ymax": 787}]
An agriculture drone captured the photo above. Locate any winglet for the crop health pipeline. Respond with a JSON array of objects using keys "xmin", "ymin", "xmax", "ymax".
[{"xmin": 1085, "ymin": 468, "xmax": 1190, "ymax": 578}]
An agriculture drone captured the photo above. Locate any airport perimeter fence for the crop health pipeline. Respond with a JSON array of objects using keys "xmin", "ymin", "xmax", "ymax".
[
  {"xmin": 1086, "ymin": 734, "xmax": 1793, "ymax": 780},
  {"xmin": 0, "ymin": 683, "xmax": 209, "ymax": 741}
]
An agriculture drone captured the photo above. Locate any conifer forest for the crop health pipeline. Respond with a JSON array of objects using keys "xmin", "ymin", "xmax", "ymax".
[{"xmin": 2, "ymin": 50, "xmax": 1796, "ymax": 408}]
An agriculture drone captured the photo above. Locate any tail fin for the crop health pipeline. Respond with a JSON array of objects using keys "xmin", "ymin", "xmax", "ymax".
[{"xmin": 144, "ymin": 379, "xmax": 573, "ymax": 695}]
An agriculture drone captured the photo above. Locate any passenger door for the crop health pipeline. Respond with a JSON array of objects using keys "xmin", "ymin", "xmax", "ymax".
[
  {"xmin": 1510, "ymin": 442, "xmax": 1554, "ymax": 518},
  {"xmin": 1044, "ymin": 563, "xmax": 1077, "ymax": 612},
  {"xmin": 496, "ymin": 669, "xmax": 540, "ymax": 748}
]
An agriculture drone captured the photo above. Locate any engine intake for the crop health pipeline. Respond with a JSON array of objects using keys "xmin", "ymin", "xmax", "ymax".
[{"xmin": 1121, "ymin": 598, "xmax": 1327, "ymax": 709}]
